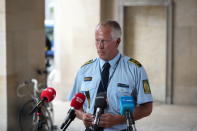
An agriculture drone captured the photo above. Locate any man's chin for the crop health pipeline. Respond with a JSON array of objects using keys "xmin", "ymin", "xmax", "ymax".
[{"xmin": 98, "ymin": 55, "xmax": 108, "ymax": 60}]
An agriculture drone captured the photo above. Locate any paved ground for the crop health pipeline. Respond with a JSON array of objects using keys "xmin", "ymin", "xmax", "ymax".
[{"xmin": 53, "ymin": 100, "xmax": 197, "ymax": 131}]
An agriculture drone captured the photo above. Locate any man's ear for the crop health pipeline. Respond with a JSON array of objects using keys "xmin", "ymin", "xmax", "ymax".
[{"xmin": 115, "ymin": 38, "xmax": 121, "ymax": 47}]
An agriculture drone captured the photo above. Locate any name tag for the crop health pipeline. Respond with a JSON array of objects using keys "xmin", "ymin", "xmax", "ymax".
[
  {"xmin": 117, "ymin": 83, "xmax": 129, "ymax": 88},
  {"xmin": 84, "ymin": 77, "xmax": 92, "ymax": 81}
]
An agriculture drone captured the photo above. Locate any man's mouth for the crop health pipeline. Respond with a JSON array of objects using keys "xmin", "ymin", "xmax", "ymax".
[{"xmin": 98, "ymin": 51, "xmax": 104, "ymax": 55}]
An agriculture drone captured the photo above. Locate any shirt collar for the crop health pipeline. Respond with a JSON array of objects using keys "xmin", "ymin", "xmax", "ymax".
[{"xmin": 99, "ymin": 52, "xmax": 121, "ymax": 70}]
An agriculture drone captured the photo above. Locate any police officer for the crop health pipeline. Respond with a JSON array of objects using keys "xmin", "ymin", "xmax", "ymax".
[{"xmin": 67, "ymin": 20, "xmax": 153, "ymax": 131}]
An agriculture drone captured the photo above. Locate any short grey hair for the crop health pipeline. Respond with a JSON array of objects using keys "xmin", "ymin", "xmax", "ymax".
[{"xmin": 96, "ymin": 20, "xmax": 122, "ymax": 40}]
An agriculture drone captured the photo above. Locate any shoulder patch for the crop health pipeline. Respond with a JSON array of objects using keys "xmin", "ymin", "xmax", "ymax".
[
  {"xmin": 81, "ymin": 59, "xmax": 94, "ymax": 68},
  {"xmin": 128, "ymin": 58, "xmax": 142, "ymax": 67},
  {"xmin": 143, "ymin": 80, "xmax": 151, "ymax": 94}
]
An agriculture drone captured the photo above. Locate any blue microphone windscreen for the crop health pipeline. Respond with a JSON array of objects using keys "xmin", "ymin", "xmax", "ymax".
[{"xmin": 120, "ymin": 96, "xmax": 135, "ymax": 115}]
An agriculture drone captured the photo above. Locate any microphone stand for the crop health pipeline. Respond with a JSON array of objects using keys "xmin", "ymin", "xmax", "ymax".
[
  {"xmin": 62, "ymin": 119, "xmax": 73, "ymax": 131},
  {"xmin": 37, "ymin": 107, "xmax": 43, "ymax": 131},
  {"xmin": 29, "ymin": 97, "xmax": 47, "ymax": 115},
  {"xmin": 32, "ymin": 105, "xmax": 46, "ymax": 131},
  {"xmin": 60, "ymin": 109, "xmax": 76, "ymax": 131},
  {"xmin": 125, "ymin": 110, "xmax": 137, "ymax": 131},
  {"xmin": 92, "ymin": 108, "xmax": 102, "ymax": 131}
]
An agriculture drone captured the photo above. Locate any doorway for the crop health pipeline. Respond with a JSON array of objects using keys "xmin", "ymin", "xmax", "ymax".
[
  {"xmin": 124, "ymin": 6, "xmax": 166, "ymax": 102},
  {"xmin": 117, "ymin": 0, "xmax": 173, "ymax": 103}
]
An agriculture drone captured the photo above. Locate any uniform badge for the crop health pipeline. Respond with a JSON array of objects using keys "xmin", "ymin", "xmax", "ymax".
[
  {"xmin": 128, "ymin": 58, "xmax": 142, "ymax": 67},
  {"xmin": 143, "ymin": 80, "xmax": 151, "ymax": 94},
  {"xmin": 84, "ymin": 77, "xmax": 92, "ymax": 81}
]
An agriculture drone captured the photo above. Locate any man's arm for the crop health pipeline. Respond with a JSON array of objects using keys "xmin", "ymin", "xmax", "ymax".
[
  {"xmin": 99, "ymin": 113, "xmax": 125, "ymax": 128},
  {"xmin": 99, "ymin": 102, "xmax": 152, "ymax": 128},
  {"xmin": 133, "ymin": 102, "xmax": 153, "ymax": 120}
]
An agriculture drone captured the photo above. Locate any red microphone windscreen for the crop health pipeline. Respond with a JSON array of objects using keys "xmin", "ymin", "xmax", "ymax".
[
  {"xmin": 40, "ymin": 87, "xmax": 56, "ymax": 102},
  {"xmin": 70, "ymin": 93, "xmax": 86, "ymax": 110}
]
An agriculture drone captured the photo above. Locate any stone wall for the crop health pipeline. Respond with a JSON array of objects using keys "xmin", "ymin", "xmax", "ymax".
[
  {"xmin": 54, "ymin": 0, "xmax": 100, "ymax": 100},
  {"xmin": 173, "ymin": 0, "xmax": 197, "ymax": 104}
]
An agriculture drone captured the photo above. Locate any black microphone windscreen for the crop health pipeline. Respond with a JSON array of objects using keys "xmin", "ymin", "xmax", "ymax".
[{"xmin": 94, "ymin": 92, "xmax": 107, "ymax": 109}]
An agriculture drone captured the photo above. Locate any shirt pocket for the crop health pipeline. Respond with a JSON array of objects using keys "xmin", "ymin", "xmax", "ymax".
[
  {"xmin": 116, "ymin": 85, "xmax": 131, "ymax": 98},
  {"xmin": 80, "ymin": 81, "xmax": 97, "ymax": 94},
  {"xmin": 108, "ymin": 85, "xmax": 131, "ymax": 114}
]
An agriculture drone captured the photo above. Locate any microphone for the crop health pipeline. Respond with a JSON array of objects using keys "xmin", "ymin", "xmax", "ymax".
[
  {"xmin": 29, "ymin": 87, "xmax": 56, "ymax": 115},
  {"xmin": 61, "ymin": 93, "xmax": 86, "ymax": 131},
  {"xmin": 92, "ymin": 92, "xmax": 107, "ymax": 130},
  {"xmin": 120, "ymin": 96, "xmax": 136, "ymax": 131}
]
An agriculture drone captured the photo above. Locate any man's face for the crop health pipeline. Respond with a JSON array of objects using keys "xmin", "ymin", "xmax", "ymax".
[{"xmin": 95, "ymin": 26, "xmax": 119, "ymax": 61}]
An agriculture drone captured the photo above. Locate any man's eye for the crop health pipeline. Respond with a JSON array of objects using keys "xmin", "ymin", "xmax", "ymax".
[
  {"xmin": 103, "ymin": 40, "xmax": 107, "ymax": 43},
  {"xmin": 96, "ymin": 39, "xmax": 111, "ymax": 44}
]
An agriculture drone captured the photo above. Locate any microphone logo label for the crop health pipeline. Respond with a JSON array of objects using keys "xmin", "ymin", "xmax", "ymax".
[
  {"xmin": 76, "ymin": 97, "xmax": 83, "ymax": 103},
  {"xmin": 48, "ymin": 88, "xmax": 53, "ymax": 92}
]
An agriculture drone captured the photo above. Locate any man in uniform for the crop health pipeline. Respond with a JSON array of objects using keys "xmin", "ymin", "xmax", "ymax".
[{"xmin": 67, "ymin": 20, "xmax": 153, "ymax": 131}]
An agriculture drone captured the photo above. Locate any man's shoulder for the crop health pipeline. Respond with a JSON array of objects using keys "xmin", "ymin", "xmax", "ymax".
[
  {"xmin": 128, "ymin": 57, "xmax": 142, "ymax": 67},
  {"xmin": 122, "ymin": 55, "xmax": 142, "ymax": 68},
  {"xmin": 80, "ymin": 58, "xmax": 97, "ymax": 68}
]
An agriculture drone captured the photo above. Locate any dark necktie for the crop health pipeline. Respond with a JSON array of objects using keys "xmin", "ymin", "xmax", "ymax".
[
  {"xmin": 93, "ymin": 62, "xmax": 110, "ymax": 131},
  {"xmin": 97, "ymin": 62, "xmax": 111, "ymax": 93}
]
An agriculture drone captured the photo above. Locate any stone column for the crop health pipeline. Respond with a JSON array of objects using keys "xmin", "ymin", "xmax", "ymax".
[
  {"xmin": 0, "ymin": 0, "xmax": 7, "ymax": 130},
  {"xmin": 0, "ymin": 0, "xmax": 45, "ymax": 130}
]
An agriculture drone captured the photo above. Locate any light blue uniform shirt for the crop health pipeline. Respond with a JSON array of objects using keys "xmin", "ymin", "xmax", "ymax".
[{"xmin": 68, "ymin": 53, "xmax": 153, "ymax": 131}]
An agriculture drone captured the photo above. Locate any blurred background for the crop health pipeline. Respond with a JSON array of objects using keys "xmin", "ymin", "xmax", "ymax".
[{"xmin": 0, "ymin": 0, "xmax": 197, "ymax": 130}]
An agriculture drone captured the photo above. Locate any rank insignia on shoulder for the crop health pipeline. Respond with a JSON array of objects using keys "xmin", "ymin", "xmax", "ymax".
[
  {"xmin": 128, "ymin": 58, "xmax": 142, "ymax": 67},
  {"xmin": 84, "ymin": 77, "xmax": 92, "ymax": 81},
  {"xmin": 143, "ymin": 80, "xmax": 151, "ymax": 94},
  {"xmin": 81, "ymin": 59, "xmax": 94, "ymax": 68}
]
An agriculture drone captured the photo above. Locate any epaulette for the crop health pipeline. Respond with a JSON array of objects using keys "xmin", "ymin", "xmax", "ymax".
[
  {"xmin": 128, "ymin": 58, "xmax": 142, "ymax": 67},
  {"xmin": 81, "ymin": 59, "xmax": 94, "ymax": 68}
]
